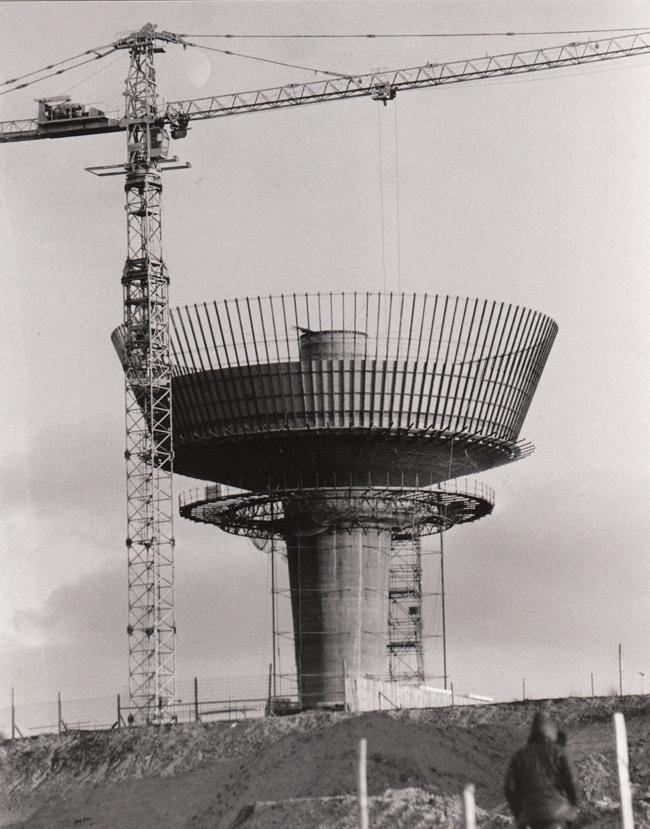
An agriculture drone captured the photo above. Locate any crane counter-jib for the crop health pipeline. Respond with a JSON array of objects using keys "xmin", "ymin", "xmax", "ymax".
[{"xmin": 0, "ymin": 116, "xmax": 124, "ymax": 142}]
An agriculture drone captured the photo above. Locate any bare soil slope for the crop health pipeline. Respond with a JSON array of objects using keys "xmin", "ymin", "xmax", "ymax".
[{"xmin": 1, "ymin": 696, "xmax": 648, "ymax": 828}]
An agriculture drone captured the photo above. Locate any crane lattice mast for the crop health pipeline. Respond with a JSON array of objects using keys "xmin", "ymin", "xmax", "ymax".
[
  {"xmin": 116, "ymin": 25, "xmax": 184, "ymax": 722},
  {"xmin": 1, "ymin": 25, "xmax": 649, "ymax": 721}
]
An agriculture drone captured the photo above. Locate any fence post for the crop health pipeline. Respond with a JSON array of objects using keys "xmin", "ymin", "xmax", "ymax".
[
  {"xmin": 116, "ymin": 692, "xmax": 128, "ymax": 727},
  {"xmin": 462, "ymin": 783, "xmax": 476, "ymax": 829},
  {"xmin": 266, "ymin": 663, "xmax": 272, "ymax": 716},
  {"xmin": 194, "ymin": 677, "xmax": 200, "ymax": 722},
  {"xmin": 619, "ymin": 644, "xmax": 624, "ymax": 696},
  {"xmin": 57, "ymin": 692, "xmax": 62, "ymax": 736},
  {"xmin": 10, "ymin": 688, "xmax": 23, "ymax": 739},
  {"xmin": 358, "ymin": 738, "xmax": 368, "ymax": 829},
  {"xmin": 450, "ymin": 681, "xmax": 455, "ymax": 707},
  {"xmin": 614, "ymin": 712, "xmax": 634, "ymax": 829}
]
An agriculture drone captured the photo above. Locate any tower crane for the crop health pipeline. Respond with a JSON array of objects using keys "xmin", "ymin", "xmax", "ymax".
[{"xmin": 1, "ymin": 24, "xmax": 648, "ymax": 722}]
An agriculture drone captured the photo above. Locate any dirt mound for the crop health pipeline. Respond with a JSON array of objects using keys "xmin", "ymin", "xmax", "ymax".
[
  {"xmin": 1, "ymin": 695, "xmax": 648, "ymax": 828},
  {"xmin": 228, "ymin": 788, "xmax": 500, "ymax": 828}
]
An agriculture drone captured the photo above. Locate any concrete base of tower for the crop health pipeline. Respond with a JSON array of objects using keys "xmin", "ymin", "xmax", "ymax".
[
  {"xmin": 178, "ymin": 481, "xmax": 496, "ymax": 709},
  {"xmin": 284, "ymin": 493, "xmax": 396, "ymax": 709}
]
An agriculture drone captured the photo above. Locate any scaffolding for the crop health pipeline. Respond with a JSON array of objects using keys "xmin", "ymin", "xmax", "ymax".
[{"xmin": 388, "ymin": 534, "xmax": 425, "ymax": 684}]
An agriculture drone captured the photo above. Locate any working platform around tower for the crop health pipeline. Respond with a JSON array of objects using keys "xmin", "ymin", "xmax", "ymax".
[{"xmin": 179, "ymin": 479, "xmax": 495, "ymax": 540}]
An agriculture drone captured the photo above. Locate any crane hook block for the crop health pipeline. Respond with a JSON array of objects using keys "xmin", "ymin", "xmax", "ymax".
[{"xmin": 370, "ymin": 84, "xmax": 397, "ymax": 105}]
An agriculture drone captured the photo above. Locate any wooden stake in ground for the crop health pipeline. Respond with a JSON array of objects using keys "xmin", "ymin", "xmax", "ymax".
[
  {"xmin": 462, "ymin": 783, "xmax": 477, "ymax": 829},
  {"xmin": 614, "ymin": 712, "xmax": 634, "ymax": 829},
  {"xmin": 358, "ymin": 738, "xmax": 368, "ymax": 829}
]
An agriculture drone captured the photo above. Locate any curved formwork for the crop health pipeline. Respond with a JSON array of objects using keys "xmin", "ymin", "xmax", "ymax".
[{"xmin": 113, "ymin": 292, "xmax": 556, "ymax": 489}]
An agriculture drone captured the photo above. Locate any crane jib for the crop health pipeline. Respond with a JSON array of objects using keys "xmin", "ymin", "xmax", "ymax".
[
  {"xmin": 163, "ymin": 34, "xmax": 650, "ymax": 124},
  {"xmin": 1, "ymin": 30, "xmax": 649, "ymax": 142}
]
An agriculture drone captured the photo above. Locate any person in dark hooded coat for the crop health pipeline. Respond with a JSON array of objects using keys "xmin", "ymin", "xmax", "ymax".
[{"xmin": 504, "ymin": 710, "xmax": 579, "ymax": 828}]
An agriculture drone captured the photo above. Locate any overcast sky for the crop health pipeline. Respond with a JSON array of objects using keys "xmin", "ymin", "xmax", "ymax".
[{"xmin": 2, "ymin": 0, "xmax": 650, "ymax": 727}]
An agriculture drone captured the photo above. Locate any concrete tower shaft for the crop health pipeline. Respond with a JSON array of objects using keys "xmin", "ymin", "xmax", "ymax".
[
  {"xmin": 283, "ymin": 488, "xmax": 436, "ymax": 705},
  {"xmin": 181, "ymin": 481, "xmax": 494, "ymax": 706},
  {"xmin": 286, "ymin": 525, "xmax": 390, "ymax": 708}
]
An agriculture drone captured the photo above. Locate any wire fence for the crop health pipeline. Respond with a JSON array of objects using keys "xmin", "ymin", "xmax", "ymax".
[
  {"xmin": 2, "ymin": 670, "xmax": 466, "ymax": 738},
  {"xmin": 1, "ymin": 693, "xmax": 117, "ymax": 739},
  {"xmin": 3, "ymin": 669, "xmax": 624, "ymax": 740},
  {"xmin": 1, "ymin": 673, "xmax": 299, "ymax": 738}
]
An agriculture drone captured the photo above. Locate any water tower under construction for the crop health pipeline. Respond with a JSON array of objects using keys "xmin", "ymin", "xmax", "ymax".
[{"xmin": 114, "ymin": 292, "xmax": 557, "ymax": 707}]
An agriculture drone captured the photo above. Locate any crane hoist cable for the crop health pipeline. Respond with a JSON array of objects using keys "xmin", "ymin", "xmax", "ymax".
[
  {"xmin": 394, "ymin": 99, "xmax": 402, "ymax": 295},
  {"xmin": 376, "ymin": 99, "xmax": 403, "ymax": 294},
  {"xmin": 178, "ymin": 27, "xmax": 650, "ymax": 39},
  {"xmin": 184, "ymin": 39, "xmax": 354, "ymax": 78},
  {"xmin": 60, "ymin": 51, "xmax": 126, "ymax": 98},
  {"xmin": 377, "ymin": 102, "xmax": 387, "ymax": 293},
  {"xmin": 0, "ymin": 46, "xmax": 120, "ymax": 96},
  {"xmin": 1, "ymin": 40, "xmax": 119, "ymax": 87}
]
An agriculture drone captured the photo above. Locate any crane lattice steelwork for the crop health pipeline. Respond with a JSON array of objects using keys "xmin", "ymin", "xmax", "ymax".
[
  {"xmin": 116, "ymin": 26, "xmax": 184, "ymax": 722},
  {"xmin": 2, "ymin": 24, "xmax": 648, "ymax": 721}
]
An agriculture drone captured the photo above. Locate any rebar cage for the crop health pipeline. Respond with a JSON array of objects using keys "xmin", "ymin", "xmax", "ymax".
[{"xmin": 113, "ymin": 291, "xmax": 556, "ymax": 489}]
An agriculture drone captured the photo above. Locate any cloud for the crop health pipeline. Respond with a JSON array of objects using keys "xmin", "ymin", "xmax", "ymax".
[
  {"xmin": 429, "ymin": 466, "xmax": 650, "ymax": 699},
  {"xmin": 0, "ymin": 417, "xmax": 125, "ymax": 634},
  {"xmin": 2, "ymin": 529, "xmax": 277, "ymax": 703}
]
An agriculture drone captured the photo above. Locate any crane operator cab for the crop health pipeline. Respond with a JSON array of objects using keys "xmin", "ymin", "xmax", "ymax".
[
  {"xmin": 35, "ymin": 96, "xmax": 121, "ymax": 138},
  {"xmin": 149, "ymin": 126, "xmax": 170, "ymax": 160}
]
